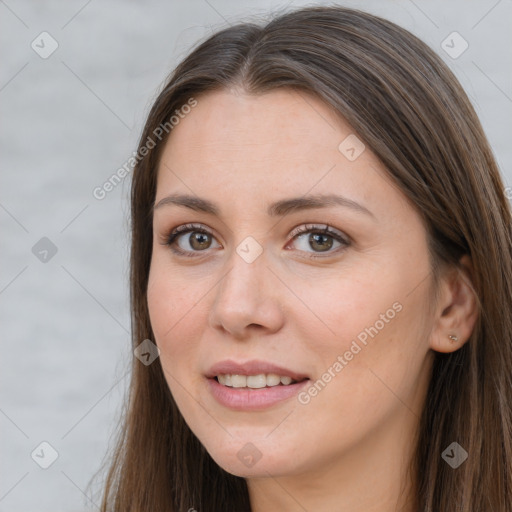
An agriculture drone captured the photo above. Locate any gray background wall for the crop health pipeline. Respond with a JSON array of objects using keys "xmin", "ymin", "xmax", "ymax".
[{"xmin": 1, "ymin": 1, "xmax": 510, "ymax": 510}]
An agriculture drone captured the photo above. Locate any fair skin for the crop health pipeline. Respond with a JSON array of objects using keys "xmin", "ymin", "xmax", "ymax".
[{"xmin": 147, "ymin": 88, "xmax": 477, "ymax": 511}]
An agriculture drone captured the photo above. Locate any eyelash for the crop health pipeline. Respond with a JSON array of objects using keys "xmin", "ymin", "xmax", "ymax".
[{"xmin": 162, "ymin": 222, "xmax": 351, "ymax": 259}]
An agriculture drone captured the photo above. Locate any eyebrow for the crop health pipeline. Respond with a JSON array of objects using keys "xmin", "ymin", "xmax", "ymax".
[{"xmin": 153, "ymin": 193, "xmax": 375, "ymax": 219}]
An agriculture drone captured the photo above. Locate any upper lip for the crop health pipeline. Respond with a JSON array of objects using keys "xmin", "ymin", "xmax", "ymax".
[{"xmin": 206, "ymin": 359, "xmax": 310, "ymax": 381}]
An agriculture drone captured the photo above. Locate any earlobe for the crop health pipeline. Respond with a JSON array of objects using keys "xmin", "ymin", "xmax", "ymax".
[{"xmin": 429, "ymin": 255, "xmax": 479, "ymax": 354}]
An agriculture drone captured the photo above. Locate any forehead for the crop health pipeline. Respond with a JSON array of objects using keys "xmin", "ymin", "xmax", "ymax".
[
  {"xmin": 155, "ymin": 88, "xmax": 410, "ymax": 220},
  {"xmin": 161, "ymin": 88, "xmax": 348, "ymax": 161}
]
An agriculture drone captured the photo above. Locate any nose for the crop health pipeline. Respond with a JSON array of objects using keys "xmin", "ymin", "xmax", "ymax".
[{"xmin": 208, "ymin": 245, "xmax": 285, "ymax": 339}]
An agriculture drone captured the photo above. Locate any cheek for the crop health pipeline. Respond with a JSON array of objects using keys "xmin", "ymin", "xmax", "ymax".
[
  {"xmin": 147, "ymin": 260, "xmax": 212, "ymax": 425},
  {"xmin": 294, "ymin": 254, "xmax": 431, "ymax": 405},
  {"xmin": 293, "ymin": 263, "xmax": 398, "ymax": 359},
  {"xmin": 146, "ymin": 258, "xmax": 207, "ymax": 366}
]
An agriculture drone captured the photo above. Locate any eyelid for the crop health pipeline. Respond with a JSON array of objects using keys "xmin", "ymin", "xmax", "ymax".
[{"xmin": 288, "ymin": 223, "xmax": 349, "ymax": 244}]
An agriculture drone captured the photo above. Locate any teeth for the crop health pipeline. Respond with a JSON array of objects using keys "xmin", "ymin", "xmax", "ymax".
[
  {"xmin": 231, "ymin": 375, "xmax": 247, "ymax": 388},
  {"xmin": 266, "ymin": 374, "xmax": 281, "ymax": 386},
  {"xmin": 246, "ymin": 375, "xmax": 267, "ymax": 388},
  {"xmin": 280, "ymin": 376, "xmax": 292, "ymax": 385},
  {"xmin": 216, "ymin": 373, "xmax": 299, "ymax": 388}
]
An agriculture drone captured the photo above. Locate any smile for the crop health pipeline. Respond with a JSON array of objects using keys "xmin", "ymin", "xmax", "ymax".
[
  {"xmin": 216, "ymin": 373, "xmax": 304, "ymax": 388},
  {"xmin": 206, "ymin": 375, "xmax": 310, "ymax": 411}
]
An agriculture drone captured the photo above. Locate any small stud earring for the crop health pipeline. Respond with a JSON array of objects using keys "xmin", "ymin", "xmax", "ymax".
[{"xmin": 448, "ymin": 334, "xmax": 458, "ymax": 343}]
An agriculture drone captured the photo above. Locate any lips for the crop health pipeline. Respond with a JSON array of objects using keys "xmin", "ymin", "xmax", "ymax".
[{"xmin": 205, "ymin": 359, "xmax": 310, "ymax": 382}]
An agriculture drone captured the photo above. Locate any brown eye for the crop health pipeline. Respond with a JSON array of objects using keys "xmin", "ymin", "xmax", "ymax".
[
  {"xmin": 287, "ymin": 224, "xmax": 350, "ymax": 258},
  {"xmin": 164, "ymin": 223, "xmax": 221, "ymax": 257},
  {"xmin": 308, "ymin": 233, "xmax": 334, "ymax": 252},
  {"xmin": 187, "ymin": 232, "xmax": 213, "ymax": 250}
]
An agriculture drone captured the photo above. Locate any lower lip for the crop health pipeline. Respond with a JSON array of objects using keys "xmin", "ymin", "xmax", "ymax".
[{"xmin": 206, "ymin": 377, "xmax": 310, "ymax": 411}]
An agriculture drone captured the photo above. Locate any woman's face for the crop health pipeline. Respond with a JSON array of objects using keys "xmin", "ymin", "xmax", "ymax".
[{"xmin": 147, "ymin": 88, "xmax": 436, "ymax": 480}]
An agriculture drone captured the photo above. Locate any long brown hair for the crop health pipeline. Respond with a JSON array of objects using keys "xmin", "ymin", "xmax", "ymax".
[{"xmin": 94, "ymin": 6, "xmax": 512, "ymax": 511}]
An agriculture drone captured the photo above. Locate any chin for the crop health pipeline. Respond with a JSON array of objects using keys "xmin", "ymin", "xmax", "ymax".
[
  {"xmin": 203, "ymin": 439, "xmax": 303, "ymax": 479},
  {"xmin": 218, "ymin": 457, "xmax": 294, "ymax": 479}
]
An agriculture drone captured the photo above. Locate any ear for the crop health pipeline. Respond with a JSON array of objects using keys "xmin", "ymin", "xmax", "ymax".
[{"xmin": 429, "ymin": 255, "xmax": 479, "ymax": 353}]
